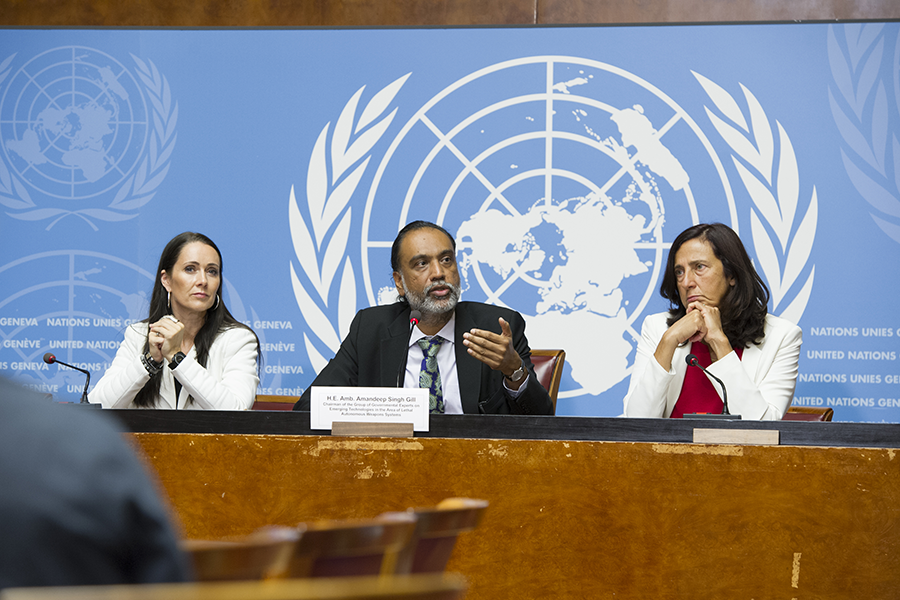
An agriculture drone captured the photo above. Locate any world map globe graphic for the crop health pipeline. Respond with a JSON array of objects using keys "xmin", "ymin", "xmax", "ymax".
[
  {"xmin": 0, "ymin": 46, "xmax": 150, "ymax": 200},
  {"xmin": 362, "ymin": 56, "xmax": 737, "ymax": 407},
  {"xmin": 0, "ymin": 250, "xmax": 154, "ymax": 402}
]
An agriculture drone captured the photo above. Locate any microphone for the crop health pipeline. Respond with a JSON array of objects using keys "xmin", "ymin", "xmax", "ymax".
[
  {"xmin": 396, "ymin": 310, "xmax": 422, "ymax": 387},
  {"xmin": 43, "ymin": 352, "xmax": 91, "ymax": 404},
  {"xmin": 684, "ymin": 353, "xmax": 740, "ymax": 419}
]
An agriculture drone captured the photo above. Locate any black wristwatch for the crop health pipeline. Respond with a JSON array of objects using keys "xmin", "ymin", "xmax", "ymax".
[{"xmin": 168, "ymin": 351, "xmax": 186, "ymax": 370}]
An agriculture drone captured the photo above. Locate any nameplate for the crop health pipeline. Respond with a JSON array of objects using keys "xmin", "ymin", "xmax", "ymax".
[
  {"xmin": 310, "ymin": 386, "xmax": 429, "ymax": 432},
  {"xmin": 693, "ymin": 428, "xmax": 780, "ymax": 446}
]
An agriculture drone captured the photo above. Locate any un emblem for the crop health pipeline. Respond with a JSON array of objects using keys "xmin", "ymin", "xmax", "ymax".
[
  {"xmin": 0, "ymin": 47, "xmax": 177, "ymax": 227},
  {"xmin": 362, "ymin": 57, "xmax": 735, "ymax": 398}
]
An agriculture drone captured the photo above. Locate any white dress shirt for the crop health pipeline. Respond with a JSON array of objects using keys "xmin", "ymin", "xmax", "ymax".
[{"xmin": 402, "ymin": 313, "xmax": 527, "ymax": 413}]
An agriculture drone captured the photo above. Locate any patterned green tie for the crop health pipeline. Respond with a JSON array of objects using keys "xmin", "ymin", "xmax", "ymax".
[{"xmin": 417, "ymin": 336, "xmax": 444, "ymax": 414}]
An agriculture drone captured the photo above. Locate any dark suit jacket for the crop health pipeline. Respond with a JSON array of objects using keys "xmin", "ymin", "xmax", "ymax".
[
  {"xmin": 294, "ymin": 302, "xmax": 553, "ymax": 415},
  {"xmin": 0, "ymin": 378, "xmax": 191, "ymax": 589}
]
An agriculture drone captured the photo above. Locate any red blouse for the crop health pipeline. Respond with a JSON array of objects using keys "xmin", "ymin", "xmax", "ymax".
[{"xmin": 670, "ymin": 342, "xmax": 743, "ymax": 418}]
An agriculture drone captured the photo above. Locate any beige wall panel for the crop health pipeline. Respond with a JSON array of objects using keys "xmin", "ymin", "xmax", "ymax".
[
  {"xmin": 0, "ymin": 0, "xmax": 536, "ymax": 27},
  {"xmin": 538, "ymin": 0, "xmax": 900, "ymax": 24},
  {"xmin": 4, "ymin": 0, "xmax": 898, "ymax": 27}
]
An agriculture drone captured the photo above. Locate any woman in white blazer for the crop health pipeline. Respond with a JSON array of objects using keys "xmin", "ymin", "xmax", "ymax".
[
  {"xmin": 91, "ymin": 232, "xmax": 260, "ymax": 409},
  {"xmin": 623, "ymin": 223, "xmax": 802, "ymax": 420}
]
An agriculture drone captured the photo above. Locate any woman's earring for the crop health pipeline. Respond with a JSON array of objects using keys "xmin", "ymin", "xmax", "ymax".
[
  {"xmin": 212, "ymin": 294, "xmax": 220, "ymax": 310},
  {"xmin": 167, "ymin": 291, "xmax": 171, "ymax": 312}
]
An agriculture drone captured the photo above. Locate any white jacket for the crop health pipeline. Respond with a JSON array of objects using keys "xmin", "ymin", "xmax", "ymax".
[
  {"xmin": 623, "ymin": 312, "xmax": 802, "ymax": 420},
  {"xmin": 90, "ymin": 323, "xmax": 259, "ymax": 410}
]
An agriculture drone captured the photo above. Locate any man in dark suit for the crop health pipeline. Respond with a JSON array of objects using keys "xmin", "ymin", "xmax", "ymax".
[
  {"xmin": 294, "ymin": 221, "xmax": 552, "ymax": 415},
  {"xmin": 0, "ymin": 377, "xmax": 191, "ymax": 589}
]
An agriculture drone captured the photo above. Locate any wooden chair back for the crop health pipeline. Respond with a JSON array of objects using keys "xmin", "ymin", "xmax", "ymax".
[
  {"xmin": 182, "ymin": 526, "xmax": 300, "ymax": 581},
  {"xmin": 783, "ymin": 406, "xmax": 834, "ymax": 421},
  {"xmin": 530, "ymin": 349, "xmax": 566, "ymax": 413},
  {"xmin": 288, "ymin": 513, "xmax": 417, "ymax": 578},
  {"xmin": 252, "ymin": 394, "xmax": 299, "ymax": 411},
  {"xmin": 385, "ymin": 497, "xmax": 489, "ymax": 575}
]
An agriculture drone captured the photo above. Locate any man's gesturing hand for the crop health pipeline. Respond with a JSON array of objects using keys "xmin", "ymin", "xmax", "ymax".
[{"xmin": 462, "ymin": 317, "xmax": 523, "ymax": 379}]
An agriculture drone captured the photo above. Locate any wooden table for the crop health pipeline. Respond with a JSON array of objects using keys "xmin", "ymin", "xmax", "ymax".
[{"xmin": 113, "ymin": 412, "xmax": 900, "ymax": 600}]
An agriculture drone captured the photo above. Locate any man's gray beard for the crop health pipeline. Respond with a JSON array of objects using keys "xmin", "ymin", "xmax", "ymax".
[{"xmin": 402, "ymin": 278, "xmax": 461, "ymax": 316}]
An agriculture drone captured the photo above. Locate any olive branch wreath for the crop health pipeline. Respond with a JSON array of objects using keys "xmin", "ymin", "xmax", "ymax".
[
  {"xmin": 289, "ymin": 73, "xmax": 410, "ymax": 374},
  {"xmin": 827, "ymin": 23, "xmax": 900, "ymax": 243},
  {"xmin": 0, "ymin": 53, "xmax": 177, "ymax": 229},
  {"xmin": 694, "ymin": 71, "xmax": 818, "ymax": 324}
]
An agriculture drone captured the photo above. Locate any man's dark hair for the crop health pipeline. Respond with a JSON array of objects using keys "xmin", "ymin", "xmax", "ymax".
[
  {"xmin": 390, "ymin": 220, "xmax": 456, "ymax": 272},
  {"xmin": 660, "ymin": 223, "xmax": 770, "ymax": 349}
]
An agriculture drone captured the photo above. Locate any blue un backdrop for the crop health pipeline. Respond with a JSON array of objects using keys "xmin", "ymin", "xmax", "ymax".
[{"xmin": 1, "ymin": 24, "xmax": 899, "ymax": 421}]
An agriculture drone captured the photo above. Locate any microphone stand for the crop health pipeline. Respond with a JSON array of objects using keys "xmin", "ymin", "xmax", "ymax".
[
  {"xmin": 683, "ymin": 353, "xmax": 741, "ymax": 420},
  {"xmin": 396, "ymin": 310, "xmax": 422, "ymax": 387},
  {"xmin": 43, "ymin": 353, "xmax": 91, "ymax": 404}
]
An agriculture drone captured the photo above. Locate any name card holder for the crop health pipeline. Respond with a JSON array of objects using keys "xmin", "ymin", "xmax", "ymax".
[
  {"xmin": 332, "ymin": 422, "xmax": 414, "ymax": 438},
  {"xmin": 693, "ymin": 428, "xmax": 780, "ymax": 445}
]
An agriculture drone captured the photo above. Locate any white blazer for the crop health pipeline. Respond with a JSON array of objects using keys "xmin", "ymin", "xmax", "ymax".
[
  {"xmin": 90, "ymin": 323, "xmax": 259, "ymax": 410},
  {"xmin": 623, "ymin": 312, "xmax": 802, "ymax": 420}
]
